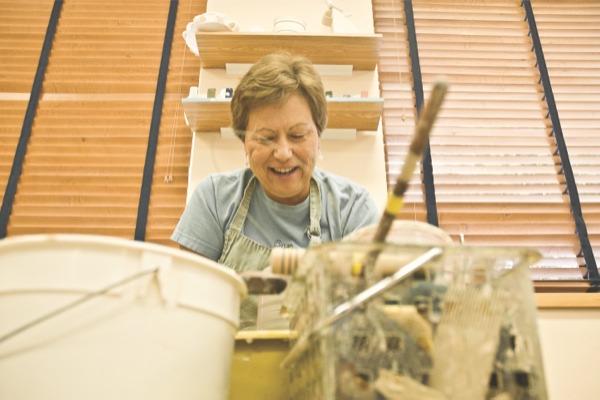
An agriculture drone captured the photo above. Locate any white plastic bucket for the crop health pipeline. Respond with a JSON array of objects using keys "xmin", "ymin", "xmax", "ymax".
[{"xmin": 0, "ymin": 234, "xmax": 247, "ymax": 400}]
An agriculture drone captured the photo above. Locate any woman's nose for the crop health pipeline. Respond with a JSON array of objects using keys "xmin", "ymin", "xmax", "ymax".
[{"xmin": 273, "ymin": 140, "xmax": 292, "ymax": 160}]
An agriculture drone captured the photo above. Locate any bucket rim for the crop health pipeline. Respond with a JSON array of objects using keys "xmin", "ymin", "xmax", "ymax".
[{"xmin": 0, "ymin": 233, "xmax": 248, "ymax": 298}]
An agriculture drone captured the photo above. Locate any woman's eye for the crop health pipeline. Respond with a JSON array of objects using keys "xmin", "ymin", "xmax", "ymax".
[
  {"xmin": 289, "ymin": 133, "xmax": 306, "ymax": 140},
  {"xmin": 258, "ymin": 136, "xmax": 274, "ymax": 143}
]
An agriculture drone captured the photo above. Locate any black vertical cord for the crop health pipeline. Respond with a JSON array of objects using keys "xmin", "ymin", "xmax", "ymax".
[
  {"xmin": 522, "ymin": 0, "xmax": 599, "ymax": 290},
  {"xmin": 134, "ymin": 0, "xmax": 178, "ymax": 241},
  {"xmin": 0, "ymin": 0, "xmax": 64, "ymax": 239},
  {"xmin": 404, "ymin": 0, "xmax": 439, "ymax": 226}
]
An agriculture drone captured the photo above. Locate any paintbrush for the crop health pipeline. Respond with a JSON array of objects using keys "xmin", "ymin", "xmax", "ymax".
[
  {"xmin": 357, "ymin": 77, "xmax": 448, "ymax": 278},
  {"xmin": 279, "ymin": 77, "xmax": 449, "ymax": 369}
]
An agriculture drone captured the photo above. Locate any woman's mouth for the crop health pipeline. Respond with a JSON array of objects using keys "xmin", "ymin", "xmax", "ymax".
[{"xmin": 271, "ymin": 167, "xmax": 297, "ymax": 175}]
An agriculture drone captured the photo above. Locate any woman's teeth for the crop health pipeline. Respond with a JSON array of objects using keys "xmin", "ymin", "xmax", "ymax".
[{"xmin": 272, "ymin": 167, "xmax": 296, "ymax": 175}]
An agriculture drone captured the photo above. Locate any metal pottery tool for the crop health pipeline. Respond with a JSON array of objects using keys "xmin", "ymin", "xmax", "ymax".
[{"xmin": 280, "ymin": 246, "xmax": 442, "ymax": 368}]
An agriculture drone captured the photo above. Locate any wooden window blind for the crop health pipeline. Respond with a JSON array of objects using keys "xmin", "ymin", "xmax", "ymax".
[
  {"xmin": 373, "ymin": 0, "xmax": 598, "ymax": 290},
  {"xmin": 0, "ymin": 1, "xmax": 53, "ymax": 208},
  {"xmin": 531, "ymin": 0, "xmax": 600, "ymax": 282},
  {"xmin": 0, "ymin": 0, "xmax": 201, "ymax": 247},
  {"xmin": 145, "ymin": 0, "xmax": 203, "ymax": 246},
  {"xmin": 5, "ymin": 0, "xmax": 167, "ymax": 239},
  {"xmin": 373, "ymin": 0, "xmax": 427, "ymax": 221}
]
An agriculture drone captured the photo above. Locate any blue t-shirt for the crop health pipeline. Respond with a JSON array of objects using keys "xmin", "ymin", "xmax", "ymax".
[{"xmin": 171, "ymin": 168, "xmax": 380, "ymax": 261}]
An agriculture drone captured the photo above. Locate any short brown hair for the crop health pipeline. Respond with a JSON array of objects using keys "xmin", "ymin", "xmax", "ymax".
[{"xmin": 231, "ymin": 52, "xmax": 327, "ymax": 141}]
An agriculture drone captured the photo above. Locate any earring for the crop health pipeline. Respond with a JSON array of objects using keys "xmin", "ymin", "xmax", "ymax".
[{"xmin": 318, "ymin": 148, "xmax": 323, "ymax": 160}]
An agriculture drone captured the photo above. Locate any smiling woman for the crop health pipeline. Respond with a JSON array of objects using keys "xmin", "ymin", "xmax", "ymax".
[
  {"xmin": 171, "ymin": 52, "xmax": 380, "ymax": 330},
  {"xmin": 245, "ymin": 94, "xmax": 320, "ymax": 205}
]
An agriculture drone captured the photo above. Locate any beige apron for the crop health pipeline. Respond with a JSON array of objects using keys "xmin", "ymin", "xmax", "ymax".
[{"xmin": 219, "ymin": 176, "xmax": 322, "ymax": 330}]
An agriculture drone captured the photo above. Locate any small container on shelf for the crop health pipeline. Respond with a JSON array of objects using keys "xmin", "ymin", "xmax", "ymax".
[{"xmin": 273, "ymin": 16, "xmax": 306, "ymax": 34}]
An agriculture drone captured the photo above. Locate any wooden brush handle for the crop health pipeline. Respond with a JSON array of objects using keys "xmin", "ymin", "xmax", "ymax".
[{"xmin": 372, "ymin": 78, "xmax": 449, "ymax": 244}]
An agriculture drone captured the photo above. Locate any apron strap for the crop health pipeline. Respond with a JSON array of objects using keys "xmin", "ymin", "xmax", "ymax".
[
  {"xmin": 306, "ymin": 178, "xmax": 322, "ymax": 246},
  {"xmin": 228, "ymin": 176, "xmax": 256, "ymax": 233}
]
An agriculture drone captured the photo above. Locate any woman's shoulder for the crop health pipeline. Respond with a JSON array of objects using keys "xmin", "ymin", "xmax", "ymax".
[
  {"xmin": 313, "ymin": 168, "xmax": 369, "ymax": 194},
  {"xmin": 196, "ymin": 168, "xmax": 253, "ymax": 194},
  {"xmin": 313, "ymin": 168, "xmax": 380, "ymax": 233}
]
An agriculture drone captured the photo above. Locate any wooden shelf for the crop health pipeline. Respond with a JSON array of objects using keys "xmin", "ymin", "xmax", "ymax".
[
  {"xmin": 195, "ymin": 32, "xmax": 382, "ymax": 70},
  {"xmin": 182, "ymin": 98, "xmax": 231, "ymax": 134},
  {"xmin": 536, "ymin": 293, "xmax": 600, "ymax": 309},
  {"xmin": 327, "ymin": 98, "xmax": 384, "ymax": 130},
  {"xmin": 182, "ymin": 97, "xmax": 384, "ymax": 134}
]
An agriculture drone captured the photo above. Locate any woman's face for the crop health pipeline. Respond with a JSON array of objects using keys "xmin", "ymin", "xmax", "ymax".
[{"xmin": 244, "ymin": 93, "xmax": 320, "ymax": 205}]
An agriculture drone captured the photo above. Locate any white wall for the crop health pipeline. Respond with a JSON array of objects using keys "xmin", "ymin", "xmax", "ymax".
[
  {"xmin": 537, "ymin": 308, "xmax": 600, "ymax": 400},
  {"xmin": 187, "ymin": 0, "xmax": 388, "ymax": 210},
  {"xmin": 206, "ymin": 0, "xmax": 374, "ymax": 34}
]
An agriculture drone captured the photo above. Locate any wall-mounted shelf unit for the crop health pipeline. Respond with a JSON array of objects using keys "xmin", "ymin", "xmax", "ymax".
[
  {"xmin": 182, "ymin": 97, "xmax": 384, "ymax": 134},
  {"xmin": 195, "ymin": 32, "xmax": 382, "ymax": 70}
]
